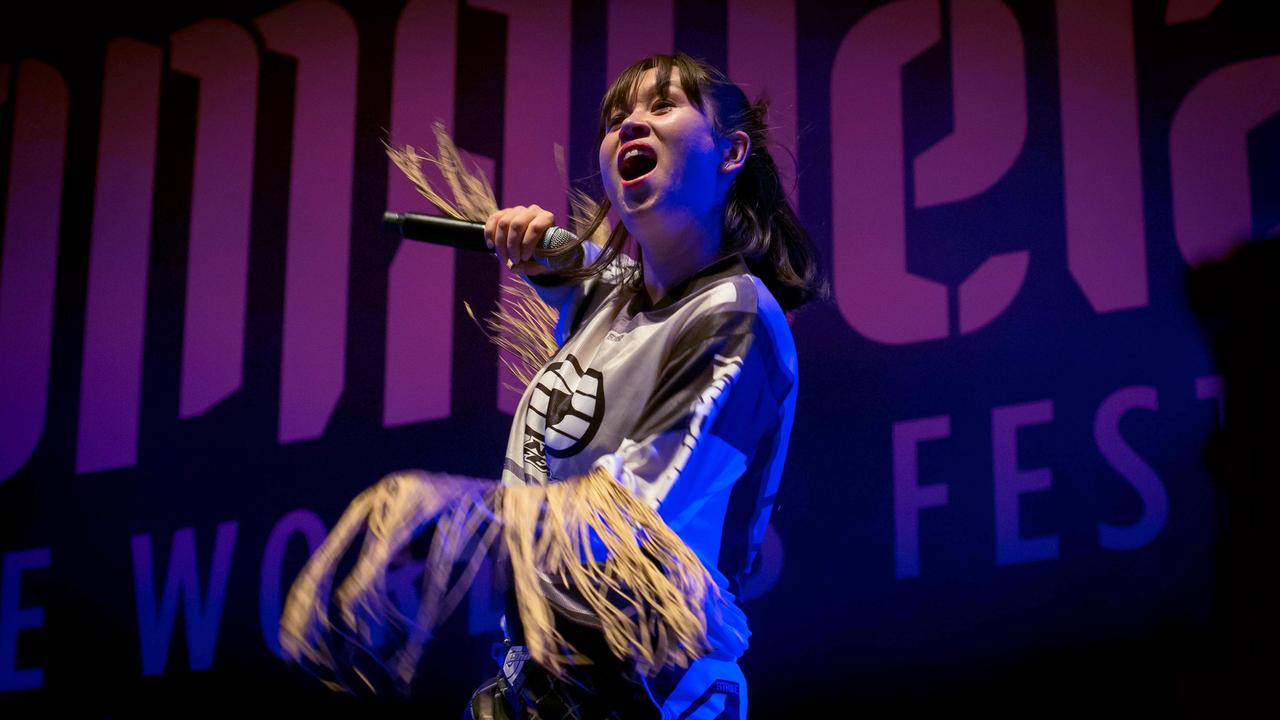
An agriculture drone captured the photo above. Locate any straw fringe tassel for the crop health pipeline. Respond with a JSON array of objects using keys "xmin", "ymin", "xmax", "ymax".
[
  {"xmin": 279, "ymin": 471, "xmax": 498, "ymax": 692},
  {"xmin": 280, "ymin": 468, "xmax": 721, "ymax": 692},
  {"xmin": 464, "ymin": 281, "xmax": 560, "ymax": 390},
  {"xmin": 385, "ymin": 121, "xmax": 575, "ymax": 386},
  {"xmin": 499, "ymin": 466, "xmax": 719, "ymax": 679},
  {"xmin": 384, "ymin": 122, "xmax": 498, "ymax": 222},
  {"xmin": 279, "ymin": 125, "xmax": 714, "ymax": 694}
]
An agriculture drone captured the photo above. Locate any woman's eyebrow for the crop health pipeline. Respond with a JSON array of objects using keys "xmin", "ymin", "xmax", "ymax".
[
  {"xmin": 608, "ymin": 81, "xmax": 680, "ymax": 119},
  {"xmin": 634, "ymin": 82, "xmax": 678, "ymax": 105}
]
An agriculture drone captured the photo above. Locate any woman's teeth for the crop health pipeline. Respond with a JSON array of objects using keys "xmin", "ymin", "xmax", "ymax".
[{"xmin": 619, "ymin": 147, "xmax": 657, "ymax": 182}]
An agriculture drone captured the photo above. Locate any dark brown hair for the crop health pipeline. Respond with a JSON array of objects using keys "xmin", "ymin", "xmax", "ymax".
[{"xmin": 543, "ymin": 52, "xmax": 828, "ymax": 312}]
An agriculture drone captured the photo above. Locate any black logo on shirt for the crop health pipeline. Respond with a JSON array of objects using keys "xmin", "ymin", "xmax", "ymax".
[{"xmin": 523, "ymin": 354, "xmax": 606, "ymax": 477}]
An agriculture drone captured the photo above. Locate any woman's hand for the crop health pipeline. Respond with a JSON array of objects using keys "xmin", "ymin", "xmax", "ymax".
[{"xmin": 484, "ymin": 204, "xmax": 554, "ymax": 277}]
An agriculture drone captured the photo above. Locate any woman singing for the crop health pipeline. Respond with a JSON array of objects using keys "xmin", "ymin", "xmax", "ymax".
[
  {"xmin": 475, "ymin": 50, "xmax": 825, "ymax": 719},
  {"xmin": 280, "ymin": 52, "xmax": 826, "ymax": 719}
]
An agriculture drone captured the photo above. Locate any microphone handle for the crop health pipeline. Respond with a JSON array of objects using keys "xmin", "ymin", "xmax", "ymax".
[{"xmin": 382, "ymin": 212, "xmax": 575, "ymax": 255}]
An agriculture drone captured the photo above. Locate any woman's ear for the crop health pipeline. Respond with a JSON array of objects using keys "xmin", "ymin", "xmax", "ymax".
[{"xmin": 720, "ymin": 130, "xmax": 751, "ymax": 174}]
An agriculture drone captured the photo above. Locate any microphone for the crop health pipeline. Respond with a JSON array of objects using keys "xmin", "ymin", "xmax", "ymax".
[{"xmin": 382, "ymin": 212, "xmax": 578, "ymax": 256}]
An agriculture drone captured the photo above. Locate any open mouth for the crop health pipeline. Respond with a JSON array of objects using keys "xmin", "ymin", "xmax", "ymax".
[{"xmin": 618, "ymin": 143, "xmax": 658, "ymax": 184}]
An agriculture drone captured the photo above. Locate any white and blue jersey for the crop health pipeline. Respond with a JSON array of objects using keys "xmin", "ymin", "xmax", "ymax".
[{"xmin": 501, "ymin": 242, "xmax": 799, "ymax": 718}]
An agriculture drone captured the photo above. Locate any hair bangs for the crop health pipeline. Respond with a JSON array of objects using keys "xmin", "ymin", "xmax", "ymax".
[{"xmin": 596, "ymin": 54, "xmax": 709, "ymax": 140}]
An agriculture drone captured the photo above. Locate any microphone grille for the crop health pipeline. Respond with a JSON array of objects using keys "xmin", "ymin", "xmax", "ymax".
[{"xmin": 541, "ymin": 225, "xmax": 578, "ymax": 252}]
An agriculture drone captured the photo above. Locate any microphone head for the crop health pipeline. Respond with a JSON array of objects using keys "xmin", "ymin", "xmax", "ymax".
[{"xmin": 541, "ymin": 225, "xmax": 578, "ymax": 252}]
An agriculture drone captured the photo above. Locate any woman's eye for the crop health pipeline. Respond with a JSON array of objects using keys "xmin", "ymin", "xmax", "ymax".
[{"xmin": 607, "ymin": 99, "xmax": 674, "ymax": 130}]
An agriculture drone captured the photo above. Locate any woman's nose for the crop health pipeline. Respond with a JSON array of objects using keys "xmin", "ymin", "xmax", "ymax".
[{"xmin": 619, "ymin": 115, "xmax": 650, "ymax": 143}]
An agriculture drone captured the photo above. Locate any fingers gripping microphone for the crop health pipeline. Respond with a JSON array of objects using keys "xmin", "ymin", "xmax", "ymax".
[{"xmin": 382, "ymin": 212, "xmax": 578, "ymax": 255}]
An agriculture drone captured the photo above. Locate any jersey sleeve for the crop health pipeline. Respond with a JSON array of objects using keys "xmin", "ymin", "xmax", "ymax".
[
  {"xmin": 589, "ymin": 300, "xmax": 796, "ymax": 556},
  {"xmin": 526, "ymin": 240, "xmax": 634, "ymax": 346}
]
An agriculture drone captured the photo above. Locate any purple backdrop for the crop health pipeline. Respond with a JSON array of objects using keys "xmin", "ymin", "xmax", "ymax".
[{"xmin": 2, "ymin": 0, "xmax": 1276, "ymax": 715}]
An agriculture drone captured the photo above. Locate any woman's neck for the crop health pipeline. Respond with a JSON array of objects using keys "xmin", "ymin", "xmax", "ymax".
[{"xmin": 632, "ymin": 211, "xmax": 723, "ymax": 305}]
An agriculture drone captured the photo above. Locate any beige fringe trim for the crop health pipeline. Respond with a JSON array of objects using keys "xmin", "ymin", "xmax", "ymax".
[
  {"xmin": 464, "ymin": 281, "xmax": 559, "ymax": 391},
  {"xmin": 279, "ymin": 471, "xmax": 498, "ymax": 692},
  {"xmin": 384, "ymin": 121, "xmax": 498, "ymax": 222},
  {"xmin": 282, "ymin": 126, "xmax": 709, "ymax": 694},
  {"xmin": 553, "ymin": 143, "xmax": 613, "ymax": 246},
  {"xmin": 280, "ymin": 467, "xmax": 721, "ymax": 693},
  {"xmin": 500, "ymin": 466, "xmax": 719, "ymax": 678},
  {"xmin": 387, "ymin": 121, "xmax": 569, "ymax": 384}
]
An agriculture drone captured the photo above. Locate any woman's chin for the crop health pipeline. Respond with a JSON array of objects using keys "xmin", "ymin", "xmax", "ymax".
[{"xmin": 617, "ymin": 179, "xmax": 659, "ymax": 211}]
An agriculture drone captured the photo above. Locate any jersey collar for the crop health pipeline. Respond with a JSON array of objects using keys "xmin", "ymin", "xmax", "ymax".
[{"xmin": 627, "ymin": 252, "xmax": 749, "ymax": 315}]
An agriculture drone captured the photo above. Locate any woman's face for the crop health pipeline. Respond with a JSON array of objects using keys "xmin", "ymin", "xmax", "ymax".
[{"xmin": 598, "ymin": 67, "xmax": 725, "ymax": 227}]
